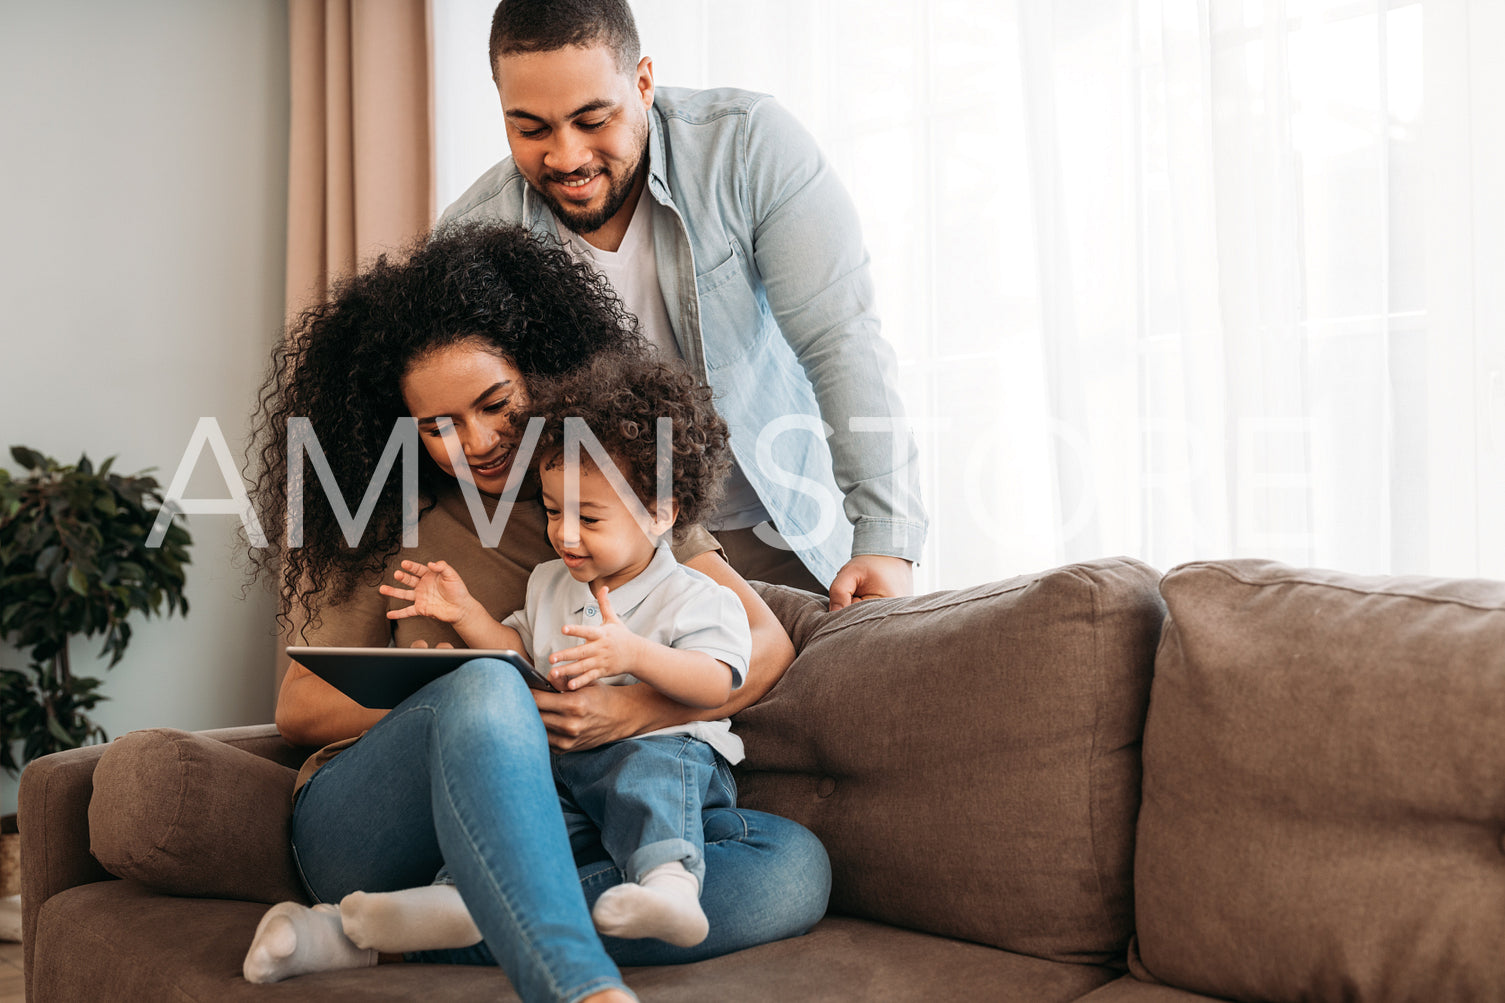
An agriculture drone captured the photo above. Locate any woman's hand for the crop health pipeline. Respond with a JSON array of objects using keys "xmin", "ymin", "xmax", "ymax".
[{"xmin": 532, "ymin": 683, "xmax": 663, "ymax": 752}]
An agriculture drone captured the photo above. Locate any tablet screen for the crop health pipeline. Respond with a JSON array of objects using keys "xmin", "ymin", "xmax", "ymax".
[{"xmin": 286, "ymin": 646, "xmax": 558, "ymax": 708}]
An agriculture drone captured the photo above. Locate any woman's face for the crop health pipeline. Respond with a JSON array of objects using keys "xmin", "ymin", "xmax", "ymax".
[{"xmin": 401, "ymin": 341, "xmax": 529, "ymax": 494}]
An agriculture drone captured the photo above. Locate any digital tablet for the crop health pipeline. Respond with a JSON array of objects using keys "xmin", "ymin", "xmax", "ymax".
[{"xmin": 287, "ymin": 646, "xmax": 559, "ymax": 709}]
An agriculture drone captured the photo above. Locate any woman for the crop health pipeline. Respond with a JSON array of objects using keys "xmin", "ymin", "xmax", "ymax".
[{"xmin": 241, "ymin": 223, "xmax": 830, "ymax": 1002}]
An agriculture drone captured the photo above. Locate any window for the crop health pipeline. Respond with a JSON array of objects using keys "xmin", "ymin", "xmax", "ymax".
[{"xmin": 435, "ymin": 0, "xmax": 1504, "ymax": 587}]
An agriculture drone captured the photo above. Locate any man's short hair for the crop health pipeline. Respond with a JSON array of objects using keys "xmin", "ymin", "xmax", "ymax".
[{"xmin": 489, "ymin": 0, "xmax": 641, "ymax": 78}]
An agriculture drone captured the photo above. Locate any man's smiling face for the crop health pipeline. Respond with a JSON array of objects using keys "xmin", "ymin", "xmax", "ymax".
[{"xmin": 494, "ymin": 44, "xmax": 653, "ymax": 238}]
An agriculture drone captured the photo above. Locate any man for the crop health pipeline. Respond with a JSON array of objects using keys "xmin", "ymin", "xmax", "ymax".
[{"xmin": 440, "ymin": 0, "xmax": 927, "ymax": 610}]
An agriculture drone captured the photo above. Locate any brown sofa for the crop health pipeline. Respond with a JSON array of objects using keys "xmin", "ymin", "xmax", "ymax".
[{"xmin": 18, "ymin": 556, "xmax": 1505, "ymax": 1001}]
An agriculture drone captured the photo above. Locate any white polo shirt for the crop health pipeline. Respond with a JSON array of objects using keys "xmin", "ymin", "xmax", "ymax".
[
  {"xmin": 557, "ymin": 198, "xmax": 772, "ymax": 533},
  {"xmin": 503, "ymin": 544, "xmax": 751, "ymax": 763}
]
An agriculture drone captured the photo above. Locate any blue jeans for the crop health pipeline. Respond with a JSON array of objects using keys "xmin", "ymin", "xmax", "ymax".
[
  {"xmin": 290, "ymin": 660, "xmax": 830, "ymax": 1001},
  {"xmin": 553, "ymin": 734, "xmax": 734, "ymax": 887}
]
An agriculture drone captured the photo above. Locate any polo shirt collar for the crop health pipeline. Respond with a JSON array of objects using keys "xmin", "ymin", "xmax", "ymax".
[{"xmin": 568, "ymin": 543, "xmax": 678, "ymax": 617}]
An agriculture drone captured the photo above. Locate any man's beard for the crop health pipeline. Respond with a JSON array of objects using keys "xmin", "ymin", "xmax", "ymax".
[{"xmin": 536, "ymin": 127, "xmax": 649, "ymax": 236}]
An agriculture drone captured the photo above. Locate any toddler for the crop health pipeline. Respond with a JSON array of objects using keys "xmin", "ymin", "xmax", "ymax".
[{"xmin": 368, "ymin": 352, "xmax": 746, "ymax": 950}]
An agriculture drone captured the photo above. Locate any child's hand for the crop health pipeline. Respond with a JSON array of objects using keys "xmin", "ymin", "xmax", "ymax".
[
  {"xmin": 380, "ymin": 560, "xmax": 477, "ymax": 624},
  {"xmin": 550, "ymin": 585, "xmax": 647, "ymax": 691}
]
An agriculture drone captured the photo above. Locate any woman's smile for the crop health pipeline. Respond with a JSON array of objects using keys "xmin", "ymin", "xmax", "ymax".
[
  {"xmin": 400, "ymin": 340, "xmax": 529, "ymax": 493},
  {"xmin": 470, "ymin": 444, "xmax": 516, "ymax": 480}
]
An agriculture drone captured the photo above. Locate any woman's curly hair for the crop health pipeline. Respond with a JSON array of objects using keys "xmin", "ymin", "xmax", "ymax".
[
  {"xmin": 245, "ymin": 222, "xmax": 646, "ymax": 625},
  {"xmin": 526, "ymin": 352, "xmax": 731, "ymax": 543}
]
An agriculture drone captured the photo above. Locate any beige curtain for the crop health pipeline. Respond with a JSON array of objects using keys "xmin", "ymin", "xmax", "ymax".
[
  {"xmin": 286, "ymin": 0, "xmax": 435, "ymax": 316},
  {"xmin": 277, "ymin": 0, "xmax": 434, "ymax": 690}
]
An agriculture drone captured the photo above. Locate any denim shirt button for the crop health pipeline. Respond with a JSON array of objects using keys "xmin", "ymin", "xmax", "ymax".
[{"xmin": 816, "ymin": 777, "xmax": 837, "ymax": 798}]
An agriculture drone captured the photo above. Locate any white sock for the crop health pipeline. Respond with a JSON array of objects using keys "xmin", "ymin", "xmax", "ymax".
[
  {"xmin": 340, "ymin": 885, "xmax": 483, "ymax": 952},
  {"xmin": 242, "ymin": 901, "xmax": 377, "ymax": 984},
  {"xmin": 590, "ymin": 861, "xmax": 708, "ymax": 947}
]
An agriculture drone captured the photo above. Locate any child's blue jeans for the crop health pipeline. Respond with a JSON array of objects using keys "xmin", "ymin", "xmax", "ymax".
[{"xmin": 552, "ymin": 734, "xmax": 734, "ymax": 887}]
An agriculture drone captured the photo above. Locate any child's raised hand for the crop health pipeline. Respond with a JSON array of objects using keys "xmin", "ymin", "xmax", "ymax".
[
  {"xmin": 379, "ymin": 559, "xmax": 477, "ymax": 624},
  {"xmin": 549, "ymin": 585, "xmax": 647, "ymax": 691}
]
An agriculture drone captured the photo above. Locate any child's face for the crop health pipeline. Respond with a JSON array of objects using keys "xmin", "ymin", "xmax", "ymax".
[{"xmin": 538, "ymin": 457, "xmax": 674, "ymax": 592}]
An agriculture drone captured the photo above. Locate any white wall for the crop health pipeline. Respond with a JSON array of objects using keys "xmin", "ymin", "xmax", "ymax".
[{"xmin": 0, "ymin": 1, "xmax": 290, "ymax": 814}]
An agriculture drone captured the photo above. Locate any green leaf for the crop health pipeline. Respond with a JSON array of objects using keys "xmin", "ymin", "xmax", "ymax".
[
  {"xmin": 46, "ymin": 713, "xmax": 81, "ymax": 748},
  {"xmin": 0, "ymin": 443, "xmax": 190, "ymax": 772},
  {"xmin": 9, "ymin": 446, "xmax": 42, "ymax": 471},
  {"xmin": 35, "ymin": 544, "xmax": 60, "ymax": 574}
]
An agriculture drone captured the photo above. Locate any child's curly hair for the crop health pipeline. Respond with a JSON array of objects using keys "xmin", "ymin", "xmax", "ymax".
[{"xmin": 524, "ymin": 352, "xmax": 731, "ymax": 543}]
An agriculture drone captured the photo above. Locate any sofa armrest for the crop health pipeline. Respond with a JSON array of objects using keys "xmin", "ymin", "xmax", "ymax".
[
  {"xmin": 17, "ymin": 723, "xmax": 290, "ymax": 989},
  {"xmin": 17, "ymin": 741, "xmax": 115, "ymax": 988},
  {"xmin": 85, "ymin": 725, "xmax": 307, "ymax": 905}
]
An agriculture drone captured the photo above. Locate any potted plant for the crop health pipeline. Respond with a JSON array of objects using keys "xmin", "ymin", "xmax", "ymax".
[{"xmin": 0, "ymin": 446, "xmax": 192, "ymax": 903}]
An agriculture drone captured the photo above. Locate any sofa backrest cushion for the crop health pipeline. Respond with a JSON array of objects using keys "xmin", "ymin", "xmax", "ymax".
[
  {"xmin": 739, "ymin": 557, "xmax": 1165, "ymax": 965},
  {"xmin": 89, "ymin": 727, "xmax": 307, "ymax": 904},
  {"xmin": 1133, "ymin": 560, "xmax": 1505, "ymax": 1000}
]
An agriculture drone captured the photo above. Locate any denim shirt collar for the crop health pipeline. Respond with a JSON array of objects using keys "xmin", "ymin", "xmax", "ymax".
[{"xmin": 644, "ymin": 101, "xmax": 674, "ymax": 208}]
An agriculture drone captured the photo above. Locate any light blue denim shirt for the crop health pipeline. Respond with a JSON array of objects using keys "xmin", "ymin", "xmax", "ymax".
[{"xmin": 440, "ymin": 86, "xmax": 927, "ymax": 586}]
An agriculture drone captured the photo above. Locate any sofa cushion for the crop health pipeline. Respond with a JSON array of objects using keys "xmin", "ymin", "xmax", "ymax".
[
  {"xmin": 1133, "ymin": 560, "xmax": 1505, "ymax": 1000},
  {"xmin": 89, "ymin": 727, "xmax": 307, "ymax": 904},
  {"xmin": 32, "ymin": 879, "xmax": 1121, "ymax": 1001},
  {"xmin": 741, "ymin": 557, "xmax": 1165, "ymax": 965},
  {"xmin": 1074, "ymin": 973, "xmax": 1228, "ymax": 1003}
]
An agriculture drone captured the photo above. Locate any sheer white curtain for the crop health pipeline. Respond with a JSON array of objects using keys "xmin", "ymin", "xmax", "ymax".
[{"xmin": 432, "ymin": 0, "xmax": 1504, "ymax": 590}]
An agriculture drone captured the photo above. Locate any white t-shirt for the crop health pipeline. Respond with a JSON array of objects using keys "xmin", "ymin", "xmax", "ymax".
[
  {"xmin": 557, "ymin": 198, "xmax": 771, "ymax": 532},
  {"xmin": 501, "ymin": 543, "xmax": 750, "ymax": 763},
  {"xmin": 558, "ymin": 193, "xmax": 678, "ymax": 360}
]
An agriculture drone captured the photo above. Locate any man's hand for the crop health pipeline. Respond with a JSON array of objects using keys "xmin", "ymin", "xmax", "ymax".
[
  {"xmin": 827, "ymin": 554, "xmax": 914, "ymax": 610},
  {"xmin": 550, "ymin": 585, "xmax": 646, "ymax": 690}
]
